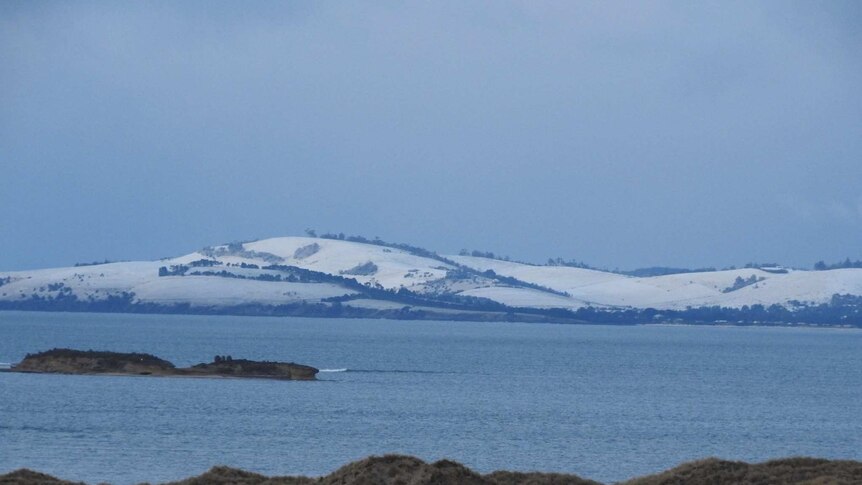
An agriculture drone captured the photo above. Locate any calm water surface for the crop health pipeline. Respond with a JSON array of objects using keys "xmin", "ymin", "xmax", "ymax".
[{"xmin": 0, "ymin": 311, "xmax": 860, "ymax": 484}]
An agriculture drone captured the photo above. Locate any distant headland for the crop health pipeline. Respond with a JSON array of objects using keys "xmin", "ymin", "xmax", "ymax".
[{"xmin": 2, "ymin": 348, "xmax": 318, "ymax": 380}]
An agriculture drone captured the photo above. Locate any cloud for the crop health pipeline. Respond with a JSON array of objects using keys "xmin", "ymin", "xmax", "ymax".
[{"xmin": 0, "ymin": 1, "xmax": 861, "ymax": 269}]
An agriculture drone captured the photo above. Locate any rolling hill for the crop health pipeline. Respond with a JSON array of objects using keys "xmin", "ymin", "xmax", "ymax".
[{"xmin": 1, "ymin": 235, "xmax": 860, "ymax": 325}]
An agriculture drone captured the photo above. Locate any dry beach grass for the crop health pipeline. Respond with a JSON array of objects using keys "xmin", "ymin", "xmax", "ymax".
[{"xmin": 2, "ymin": 455, "xmax": 861, "ymax": 485}]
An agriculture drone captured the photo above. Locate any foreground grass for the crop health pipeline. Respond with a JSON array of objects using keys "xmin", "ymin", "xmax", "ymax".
[{"xmin": 1, "ymin": 455, "xmax": 861, "ymax": 485}]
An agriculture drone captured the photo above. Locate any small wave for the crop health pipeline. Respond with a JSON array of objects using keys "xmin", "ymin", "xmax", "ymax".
[
  {"xmin": 346, "ymin": 369, "xmax": 451, "ymax": 375},
  {"xmin": 318, "ymin": 368, "xmax": 348, "ymax": 373}
]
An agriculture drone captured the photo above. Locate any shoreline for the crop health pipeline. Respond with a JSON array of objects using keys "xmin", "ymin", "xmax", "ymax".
[
  {"xmin": 0, "ymin": 307, "xmax": 857, "ymax": 329},
  {"xmin": 0, "ymin": 368, "xmax": 323, "ymax": 381}
]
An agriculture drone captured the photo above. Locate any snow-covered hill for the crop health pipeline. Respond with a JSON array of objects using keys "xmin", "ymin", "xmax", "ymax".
[
  {"xmin": 1, "ymin": 235, "xmax": 861, "ymax": 323},
  {"xmin": 448, "ymin": 255, "xmax": 862, "ymax": 310}
]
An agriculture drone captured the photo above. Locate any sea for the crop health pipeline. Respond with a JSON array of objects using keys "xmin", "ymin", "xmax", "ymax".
[{"xmin": 0, "ymin": 311, "xmax": 860, "ymax": 484}]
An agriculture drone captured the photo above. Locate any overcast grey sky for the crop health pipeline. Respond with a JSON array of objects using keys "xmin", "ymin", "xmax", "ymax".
[{"xmin": 1, "ymin": 1, "xmax": 860, "ymax": 271}]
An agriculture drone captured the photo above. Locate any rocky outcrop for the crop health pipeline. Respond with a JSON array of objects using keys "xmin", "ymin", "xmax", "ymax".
[
  {"xmin": 184, "ymin": 358, "xmax": 318, "ymax": 380},
  {"xmin": 7, "ymin": 349, "xmax": 317, "ymax": 381},
  {"xmin": 12, "ymin": 349, "xmax": 175, "ymax": 375}
]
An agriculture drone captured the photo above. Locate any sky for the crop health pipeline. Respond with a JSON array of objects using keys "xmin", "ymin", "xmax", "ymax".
[{"xmin": 1, "ymin": 1, "xmax": 861, "ymax": 271}]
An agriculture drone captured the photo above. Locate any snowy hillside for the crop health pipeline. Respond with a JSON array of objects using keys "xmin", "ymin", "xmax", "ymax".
[
  {"xmin": 1, "ymin": 235, "xmax": 861, "ymax": 324},
  {"xmin": 449, "ymin": 255, "xmax": 862, "ymax": 310}
]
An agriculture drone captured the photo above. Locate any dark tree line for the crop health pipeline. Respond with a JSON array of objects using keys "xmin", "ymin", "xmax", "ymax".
[
  {"xmin": 2, "ymin": 287, "xmax": 861, "ymax": 327},
  {"xmin": 814, "ymin": 258, "xmax": 862, "ymax": 271},
  {"xmin": 722, "ymin": 275, "xmax": 764, "ymax": 293}
]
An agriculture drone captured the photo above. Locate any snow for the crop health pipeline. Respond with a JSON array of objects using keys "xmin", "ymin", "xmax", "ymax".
[
  {"xmin": 343, "ymin": 299, "xmax": 413, "ymax": 310},
  {"xmin": 447, "ymin": 256, "xmax": 862, "ymax": 309},
  {"xmin": 561, "ymin": 269, "xmax": 773, "ymax": 309},
  {"xmin": 219, "ymin": 237, "xmax": 452, "ymax": 291},
  {"xmin": 687, "ymin": 269, "xmax": 862, "ymax": 309},
  {"xmin": 0, "ymin": 261, "xmax": 163, "ymax": 301},
  {"xmin": 0, "ymin": 260, "xmax": 355, "ymax": 306},
  {"xmin": 132, "ymin": 276, "xmax": 353, "ymax": 306},
  {"xmin": 447, "ymin": 255, "xmax": 626, "ymax": 292},
  {"xmin": 2, "ymin": 236, "xmax": 861, "ymax": 312},
  {"xmin": 456, "ymin": 286, "xmax": 590, "ymax": 309}
]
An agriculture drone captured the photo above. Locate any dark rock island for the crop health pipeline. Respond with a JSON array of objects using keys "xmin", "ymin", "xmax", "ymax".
[{"xmin": 6, "ymin": 348, "xmax": 318, "ymax": 380}]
